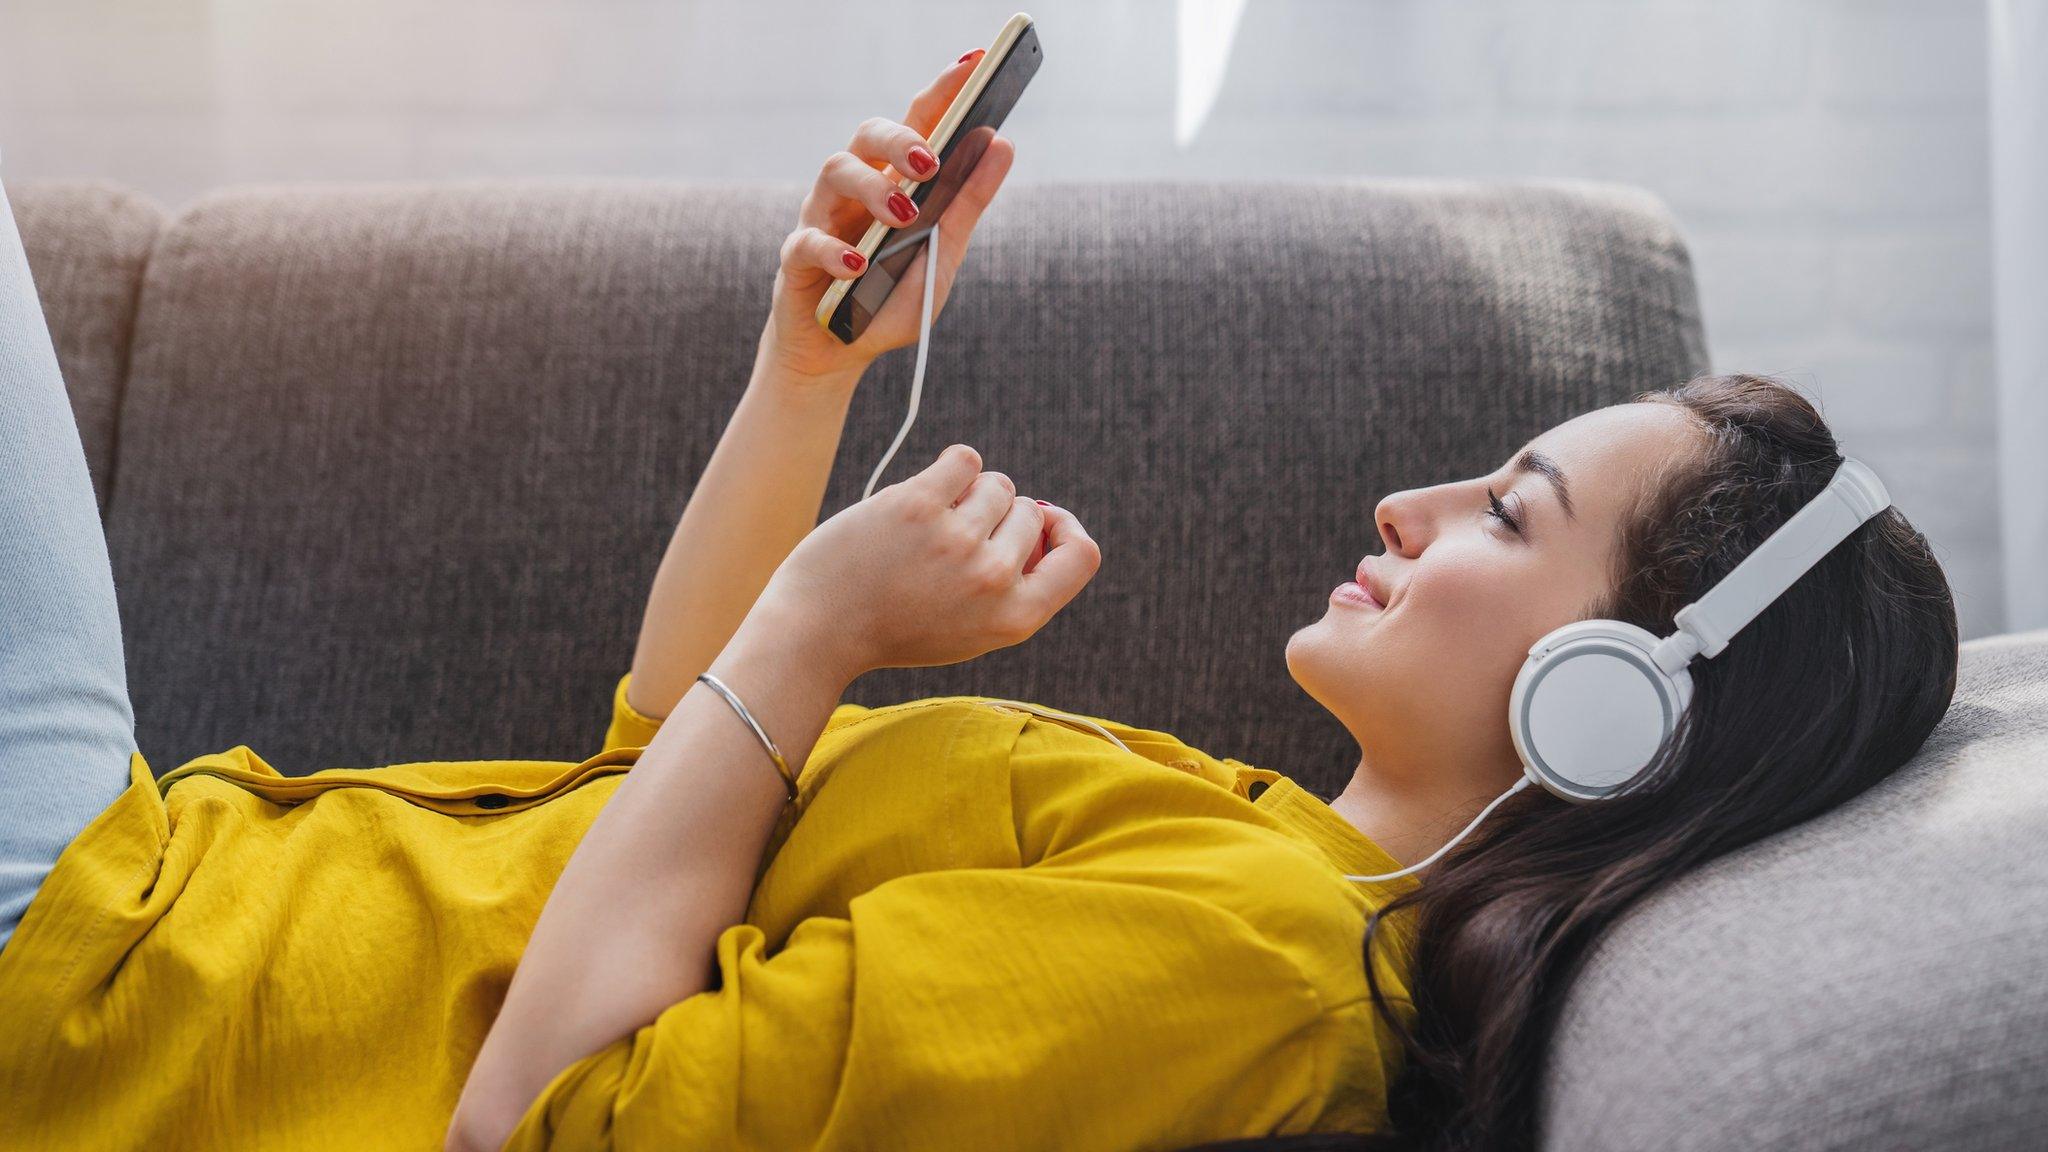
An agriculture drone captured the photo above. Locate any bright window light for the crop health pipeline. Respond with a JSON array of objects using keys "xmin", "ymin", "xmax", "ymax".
[{"xmin": 1175, "ymin": 0, "xmax": 1248, "ymax": 147}]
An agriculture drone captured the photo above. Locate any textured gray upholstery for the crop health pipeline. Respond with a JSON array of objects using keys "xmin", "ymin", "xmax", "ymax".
[
  {"xmin": 6, "ymin": 180, "xmax": 160, "ymax": 511},
  {"xmin": 1543, "ymin": 628, "xmax": 2048, "ymax": 1152},
  {"xmin": 93, "ymin": 179, "xmax": 1706, "ymax": 781}
]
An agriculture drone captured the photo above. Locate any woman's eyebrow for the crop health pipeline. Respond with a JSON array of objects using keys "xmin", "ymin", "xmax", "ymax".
[{"xmin": 1513, "ymin": 450, "xmax": 1576, "ymax": 521}]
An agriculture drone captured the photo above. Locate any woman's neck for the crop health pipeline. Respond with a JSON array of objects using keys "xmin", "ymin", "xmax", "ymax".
[{"xmin": 1328, "ymin": 754, "xmax": 1520, "ymax": 867}]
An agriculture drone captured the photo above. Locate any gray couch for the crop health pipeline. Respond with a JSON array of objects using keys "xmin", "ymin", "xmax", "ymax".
[{"xmin": 10, "ymin": 178, "xmax": 2044, "ymax": 1149}]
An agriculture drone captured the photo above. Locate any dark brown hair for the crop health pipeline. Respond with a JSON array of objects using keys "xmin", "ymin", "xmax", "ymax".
[{"xmin": 1186, "ymin": 374, "xmax": 1959, "ymax": 1152}]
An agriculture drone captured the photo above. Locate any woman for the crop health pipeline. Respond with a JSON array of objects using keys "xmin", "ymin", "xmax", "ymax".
[{"xmin": 0, "ymin": 56, "xmax": 1957, "ymax": 1152}]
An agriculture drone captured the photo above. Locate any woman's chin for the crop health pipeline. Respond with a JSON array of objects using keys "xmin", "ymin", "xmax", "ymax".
[
  {"xmin": 1285, "ymin": 619, "xmax": 1363, "ymax": 698},
  {"xmin": 1290, "ymin": 605, "xmax": 1372, "ymax": 647}
]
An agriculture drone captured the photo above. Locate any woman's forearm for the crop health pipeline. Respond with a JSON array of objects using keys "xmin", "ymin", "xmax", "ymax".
[
  {"xmin": 625, "ymin": 339, "xmax": 864, "ymax": 720},
  {"xmin": 450, "ymin": 598, "xmax": 860, "ymax": 1152},
  {"xmin": 627, "ymin": 47, "xmax": 1014, "ymax": 723}
]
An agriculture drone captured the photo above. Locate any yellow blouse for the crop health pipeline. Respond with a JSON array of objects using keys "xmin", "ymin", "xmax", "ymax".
[{"xmin": 0, "ymin": 676, "xmax": 1419, "ymax": 1151}]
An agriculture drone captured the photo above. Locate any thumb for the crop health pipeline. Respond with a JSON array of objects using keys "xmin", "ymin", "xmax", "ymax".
[
  {"xmin": 936, "ymin": 132, "xmax": 1015, "ymax": 249},
  {"xmin": 1017, "ymin": 503, "xmax": 1100, "ymax": 619},
  {"xmin": 930, "ymin": 134, "xmax": 1015, "ymax": 288}
]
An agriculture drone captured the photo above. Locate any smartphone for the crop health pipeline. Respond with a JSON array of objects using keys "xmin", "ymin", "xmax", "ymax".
[{"xmin": 815, "ymin": 12, "xmax": 1042, "ymax": 344}]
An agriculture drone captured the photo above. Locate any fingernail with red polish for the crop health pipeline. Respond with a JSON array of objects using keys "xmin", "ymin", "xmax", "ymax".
[
  {"xmin": 958, "ymin": 49, "xmax": 985, "ymax": 64},
  {"xmin": 842, "ymin": 251, "xmax": 865, "ymax": 272},
  {"xmin": 1034, "ymin": 500, "xmax": 1053, "ymax": 507},
  {"xmin": 887, "ymin": 191, "xmax": 917, "ymax": 222},
  {"xmin": 907, "ymin": 146, "xmax": 937, "ymax": 176}
]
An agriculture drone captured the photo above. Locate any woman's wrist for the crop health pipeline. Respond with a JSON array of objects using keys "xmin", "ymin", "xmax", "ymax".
[
  {"xmin": 724, "ymin": 589, "xmax": 869, "ymax": 697},
  {"xmin": 753, "ymin": 314, "xmax": 871, "ymax": 395}
]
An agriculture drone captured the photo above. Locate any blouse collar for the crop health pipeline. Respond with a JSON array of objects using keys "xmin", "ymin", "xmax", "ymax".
[{"xmin": 1232, "ymin": 764, "xmax": 1421, "ymax": 897}]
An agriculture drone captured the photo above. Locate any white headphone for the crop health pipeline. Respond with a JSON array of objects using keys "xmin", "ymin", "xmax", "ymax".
[
  {"xmin": 1342, "ymin": 454, "xmax": 1892, "ymax": 884},
  {"xmin": 1508, "ymin": 455, "xmax": 1889, "ymax": 803},
  {"xmin": 863, "ymin": 221, "xmax": 1893, "ymax": 887}
]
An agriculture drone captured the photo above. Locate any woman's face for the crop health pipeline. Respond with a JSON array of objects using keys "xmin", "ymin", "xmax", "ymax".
[{"xmin": 1286, "ymin": 401, "xmax": 1703, "ymax": 785}]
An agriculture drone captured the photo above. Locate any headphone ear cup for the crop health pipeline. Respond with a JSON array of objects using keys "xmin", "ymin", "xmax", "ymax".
[{"xmin": 1509, "ymin": 620, "xmax": 1692, "ymax": 802}]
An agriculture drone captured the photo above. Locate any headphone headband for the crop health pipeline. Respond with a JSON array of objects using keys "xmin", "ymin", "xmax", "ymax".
[{"xmin": 1654, "ymin": 456, "xmax": 1890, "ymax": 671}]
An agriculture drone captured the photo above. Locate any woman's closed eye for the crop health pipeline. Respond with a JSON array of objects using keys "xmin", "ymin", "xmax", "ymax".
[{"xmin": 1486, "ymin": 488, "xmax": 1525, "ymax": 538}]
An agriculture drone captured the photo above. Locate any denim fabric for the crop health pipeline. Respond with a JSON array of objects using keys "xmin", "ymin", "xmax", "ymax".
[{"xmin": 0, "ymin": 169, "xmax": 137, "ymax": 956}]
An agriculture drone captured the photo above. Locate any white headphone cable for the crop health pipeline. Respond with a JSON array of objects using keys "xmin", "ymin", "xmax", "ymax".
[
  {"xmin": 980, "ymin": 698, "xmax": 1134, "ymax": 755},
  {"xmin": 849, "ymin": 221, "xmax": 1128, "ymax": 752},
  {"xmin": 862, "ymin": 218, "xmax": 940, "ymax": 502},
  {"xmin": 850, "ymin": 221, "xmax": 1128, "ymax": 754},
  {"xmin": 1343, "ymin": 776, "xmax": 1531, "ymax": 884},
  {"xmin": 988, "ymin": 688, "xmax": 1522, "ymax": 886}
]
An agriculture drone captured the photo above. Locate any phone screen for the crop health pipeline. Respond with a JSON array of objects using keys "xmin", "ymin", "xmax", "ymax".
[{"xmin": 829, "ymin": 23, "xmax": 1042, "ymax": 343}]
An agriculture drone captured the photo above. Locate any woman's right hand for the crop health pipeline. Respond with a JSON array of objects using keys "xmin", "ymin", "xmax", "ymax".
[
  {"xmin": 752, "ymin": 444, "xmax": 1101, "ymax": 680},
  {"xmin": 756, "ymin": 49, "xmax": 1016, "ymax": 389}
]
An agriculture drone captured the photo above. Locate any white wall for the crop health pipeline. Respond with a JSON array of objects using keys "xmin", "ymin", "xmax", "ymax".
[
  {"xmin": 0, "ymin": 0, "xmax": 2004, "ymax": 638},
  {"xmin": 1991, "ymin": 0, "xmax": 2048, "ymax": 633}
]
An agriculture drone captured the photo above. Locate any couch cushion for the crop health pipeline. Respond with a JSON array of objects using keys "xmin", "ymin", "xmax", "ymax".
[
  {"xmin": 107, "ymin": 180, "xmax": 1706, "ymax": 776},
  {"xmin": 1543, "ymin": 628, "xmax": 2048, "ymax": 1151},
  {"xmin": 6, "ymin": 180, "xmax": 161, "ymax": 511}
]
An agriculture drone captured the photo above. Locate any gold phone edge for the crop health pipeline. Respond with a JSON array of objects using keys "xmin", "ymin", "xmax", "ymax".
[{"xmin": 812, "ymin": 12, "xmax": 1035, "ymax": 333}]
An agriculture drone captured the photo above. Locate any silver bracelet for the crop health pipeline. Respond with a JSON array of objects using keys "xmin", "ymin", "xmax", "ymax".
[{"xmin": 695, "ymin": 671, "xmax": 799, "ymax": 804}]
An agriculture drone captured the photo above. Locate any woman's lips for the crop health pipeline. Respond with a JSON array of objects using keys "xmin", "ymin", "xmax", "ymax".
[
  {"xmin": 1348, "ymin": 558, "xmax": 1386, "ymax": 608},
  {"xmin": 1331, "ymin": 581, "xmax": 1382, "ymax": 609}
]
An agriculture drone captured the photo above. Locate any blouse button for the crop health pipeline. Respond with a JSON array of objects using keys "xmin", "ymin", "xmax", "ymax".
[{"xmin": 474, "ymin": 793, "xmax": 511, "ymax": 810}]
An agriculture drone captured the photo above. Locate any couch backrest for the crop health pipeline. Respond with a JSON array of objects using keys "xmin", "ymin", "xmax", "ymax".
[
  {"xmin": 81, "ymin": 179, "xmax": 1708, "ymax": 780},
  {"xmin": 1543, "ymin": 628, "xmax": 2048, "ymax": 1151},
  {"xmin": 8, "ymin": 180, "xmax": 160, "ymax": 511}
]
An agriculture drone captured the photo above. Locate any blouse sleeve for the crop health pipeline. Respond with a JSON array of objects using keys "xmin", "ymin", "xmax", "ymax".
[
  {"xmin": 599, "ymin": 673, "xmax": 666, "ymax": 754},
  {"xmin": 500, "ymin": 866, "xmax": 1336, "ymax": 1152}
]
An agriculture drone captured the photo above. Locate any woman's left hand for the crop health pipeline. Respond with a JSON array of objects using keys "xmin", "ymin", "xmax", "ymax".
[
  {"xmin": 758, "ymin": 50, "xmax": 1017, "ymax": 387},
  {"xmin": 749, "ymin": 443, "xmax": 1099, "ymax": 682}
]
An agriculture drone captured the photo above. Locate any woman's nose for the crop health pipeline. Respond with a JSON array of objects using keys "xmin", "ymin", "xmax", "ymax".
[{"xmin": 1374, "ymin": 490, "xmax": 1426, "ymax": 557}]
